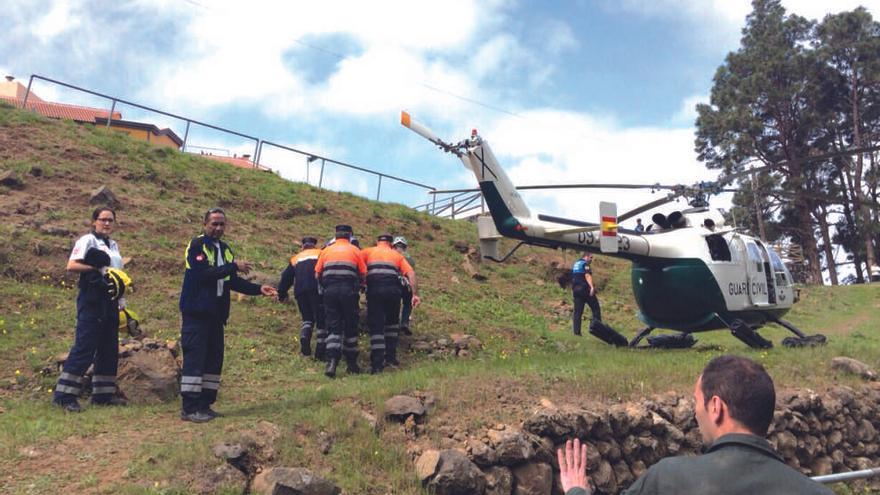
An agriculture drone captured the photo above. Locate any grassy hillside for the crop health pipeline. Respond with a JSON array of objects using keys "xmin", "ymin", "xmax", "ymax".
[{"xmin": 0, "ymin": 102, "xmax": 878, "ymax": 494}]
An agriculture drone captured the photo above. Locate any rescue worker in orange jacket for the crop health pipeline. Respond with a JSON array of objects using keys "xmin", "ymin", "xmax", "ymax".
[
  {"xmin": 314, "ymin": 225, "xmax": 367, "ymax": 378},
  {"xmin": 277, "ymin": 237, "xmax": 325, "ymax": 358},
  {"xmin": 361, "ymin": 233, "xmax": 420, "ymax": 373}
]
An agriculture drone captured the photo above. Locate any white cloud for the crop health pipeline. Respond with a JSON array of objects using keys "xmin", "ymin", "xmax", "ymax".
[
  {"xmin": 139, "ymin": 0, "xmax": 493, "ymax": 120},
  {"xmin": 670, "ymin": 94, "xmax": 707, "ymax": 126},
  {"xmin": 33, "ymin": 0, "xmax": 79, "ymax": 42}
]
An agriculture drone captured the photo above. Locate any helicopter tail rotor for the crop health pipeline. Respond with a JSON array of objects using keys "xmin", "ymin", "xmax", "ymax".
[{"xmin": 402, "ymin": 111, "xmax": 533, "ymax": 233}]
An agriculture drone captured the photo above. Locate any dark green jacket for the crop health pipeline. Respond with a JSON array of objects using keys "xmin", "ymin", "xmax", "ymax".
[{"xmin": 566, "ymin": 433, "xmax": 832, "ymax": 495}]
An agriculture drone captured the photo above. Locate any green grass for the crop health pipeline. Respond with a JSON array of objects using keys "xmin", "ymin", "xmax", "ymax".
[{"xmin": 0, "ymin": 104, "xmax": 878, "ymax": 493}]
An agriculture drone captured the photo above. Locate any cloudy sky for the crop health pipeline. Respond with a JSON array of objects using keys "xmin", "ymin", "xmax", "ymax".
[{"xmin": 3, "ymin": 0, "xmax": 878, "ymax": 222}]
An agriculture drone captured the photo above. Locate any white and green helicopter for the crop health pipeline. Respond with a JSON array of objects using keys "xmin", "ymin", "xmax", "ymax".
[{"xmin": 402, "ymin": 111, "xmax": 877, "ymax": 349}]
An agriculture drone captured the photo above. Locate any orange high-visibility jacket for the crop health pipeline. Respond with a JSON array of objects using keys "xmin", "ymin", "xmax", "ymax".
[
  {"xmin": 361, "ymin": 241, "xmax": 414, "ymax": 286},
  {"xmin": 315, "ymin": 238, "xmax": 366, "ymax": 287}
]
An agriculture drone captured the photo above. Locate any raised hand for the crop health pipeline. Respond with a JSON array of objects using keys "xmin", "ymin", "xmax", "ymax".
[{"xmin": 557, "ymin": 438, "xmax": 591, "ymax": 494}]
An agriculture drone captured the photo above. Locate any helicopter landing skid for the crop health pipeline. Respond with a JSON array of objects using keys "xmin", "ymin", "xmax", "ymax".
[
  {"xmin": 768, "ymin": 316, "xmax": 827, "ymax": 348},
  {"xmin": 629, "ymin": 327, "xmax": 697, "ymax": 349},
  {"xmin": 588, "ymin": 320, "xmax": 629, "ymax": 347},
  {"xmin": 629, "ymin": 326, "xmax": 655, "ymax": 347},
  {"xmin": 646, "ymin": 333, "xmax": 697, "ymax": 349},
  {"xmin": 727, "ymin": 318, "xmax": 773, "ymax": 349}
]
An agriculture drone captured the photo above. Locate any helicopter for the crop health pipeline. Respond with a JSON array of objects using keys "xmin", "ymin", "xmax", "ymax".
[{"xmin": 401, "ymin": 111, "xmax": 879, "ymax": 349}]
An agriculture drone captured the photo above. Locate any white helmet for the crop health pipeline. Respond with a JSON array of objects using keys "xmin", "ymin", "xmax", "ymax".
[{"xmin": 393, "ymin": 236, "xmax": 408, "ymax": 247}]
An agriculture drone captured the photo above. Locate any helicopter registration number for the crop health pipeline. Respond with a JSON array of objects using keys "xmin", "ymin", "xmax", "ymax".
[{"xmin": 576, "ymin": 232, "xmax": 631, "ymax": 251}]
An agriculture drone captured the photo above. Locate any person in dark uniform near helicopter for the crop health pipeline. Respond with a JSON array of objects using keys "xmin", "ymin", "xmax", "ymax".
[
  {"xmin": 315, "ymin": 225, "xmax": 367, "ymax": 378},
  {"xmin": 53, "ymin": 207, "xmax": 130, "ymax": 412},
  {"xmin": 634, "ymin": 218, "xmax": 645, "ymax": 233},
  {"xmin": 178, "ymin": 208, "xmax": 277, "ymax": 423},
  {"xmin": 277, "ymin": 236, "xmax": 324, "ymax": 357},
  {"xmin": 571, "ymin": 252, "xmax": 601, "ymax": 336}
]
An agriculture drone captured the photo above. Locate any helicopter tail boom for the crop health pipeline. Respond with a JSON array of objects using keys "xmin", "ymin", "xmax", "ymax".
[{"xmin": 401, "ymin": 112, "xmax": 653, "ymax": 260}]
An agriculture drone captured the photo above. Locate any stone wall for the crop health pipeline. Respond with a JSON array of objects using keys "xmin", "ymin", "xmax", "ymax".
[{"xmin": 417, "ymin": 384, "xmax": 880, "ymax": 495}]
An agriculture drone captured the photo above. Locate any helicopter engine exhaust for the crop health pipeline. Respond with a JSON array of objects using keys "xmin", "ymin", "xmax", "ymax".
[{"xmin": 651, "ymin": 213, "xmax": 669, "ymax": 229}]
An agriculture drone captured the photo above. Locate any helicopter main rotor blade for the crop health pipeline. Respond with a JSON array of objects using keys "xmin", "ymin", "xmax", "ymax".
[
  {"xmin": 724, "ymin": 186, "xmax": 880, "ymax": 209},
  {"xmin": 618, "ymin": 194, "xmax": 679, "ymax": 223},
  {"xmin": 430, "ymin": 183, "xmax": 679, "ymax": 194}
]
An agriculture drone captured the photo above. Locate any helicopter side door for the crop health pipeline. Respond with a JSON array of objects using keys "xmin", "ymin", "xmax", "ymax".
[
  {"xmin": 745, "ymin": 240, "xmax": 770, "ymax": 306},
  {"xmin": 754, "ymin": 240, "xmax": 777, "ymax": 304},
  {"xmin": 767, "ymin": 248, "xmax": 795, "ymax": 307}
]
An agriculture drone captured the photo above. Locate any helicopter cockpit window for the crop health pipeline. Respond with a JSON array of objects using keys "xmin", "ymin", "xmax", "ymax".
[
  {"xmin": 706, "ymin": 234, "xmax": 731, "ymax": 261},
  {"xmin": 728, "ymin": 240, "xmax": 742, "ymax": 263},
  {"xmin": 747, "ymin": 242, "xmax": 764, "ymax": 272},
  {"xmin": 768, "ymin": 250, "xmax": 790, "ymax": 286}
]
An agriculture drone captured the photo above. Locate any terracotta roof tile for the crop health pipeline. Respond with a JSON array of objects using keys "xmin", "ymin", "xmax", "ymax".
[
  {"xmin": 199, "ymin": 154, "xmax": 272, "ymax": 171},
  {"xmin": 0, "ymin": 96, "xmax": 121, "ymax": 123}
]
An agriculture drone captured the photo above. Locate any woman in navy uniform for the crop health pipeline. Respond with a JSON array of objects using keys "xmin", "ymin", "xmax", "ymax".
[{"xmin": 53, "ymin": 207, "xmax": 128, "ymax": 412}]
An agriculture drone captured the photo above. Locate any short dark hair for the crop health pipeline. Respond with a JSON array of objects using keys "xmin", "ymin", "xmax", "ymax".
[
  {"xmin": 204, "ymin": 207, "xmax": 226, "ymax": 223},
  {"xmin": 91, "ymin": 206, "xmax": 116, "ymax": 221},
  {"xmin": 701, "ymin": 355, "xmax": 775, "ymax": 435}
]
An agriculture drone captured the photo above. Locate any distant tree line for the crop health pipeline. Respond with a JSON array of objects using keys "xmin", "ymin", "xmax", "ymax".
[{"xmin": 695, "ymin": 0, "xmax": 880, "ymax": 284}]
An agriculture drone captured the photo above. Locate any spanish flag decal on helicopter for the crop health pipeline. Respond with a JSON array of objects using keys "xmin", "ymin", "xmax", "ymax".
[
  {"xmin": 599, "ymin": 201, "xmax": 618, "ymax": 253},
  {"xmin": 601, "ymin": 216, "xmax": 618, "ymax": 237}
]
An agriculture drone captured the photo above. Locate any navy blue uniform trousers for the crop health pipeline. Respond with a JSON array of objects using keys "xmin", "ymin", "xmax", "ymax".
[
  {"xmin": 180, "ymin": 313, "xmax": 224, "ymax": 414},
  {"xmin": 323, "ymin": 284, "xmax": 359, "ymax": 361},
  {"xmin": 367, "ymin": 285, "xmax": 401, "ymax": 368},
  {"xmin": 54, "ymin": 295, "xmax": 119, "ymax": 403},
  {"xmin": 572, "ymin": 285, "xmax": 601, "ymax": 335}
]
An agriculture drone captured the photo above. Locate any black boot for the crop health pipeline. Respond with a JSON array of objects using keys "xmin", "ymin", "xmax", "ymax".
[
  {"xmin": 300, "ymin": 327, "xmax": 313, "ymax": 356},
  {"xmin": 385, "ymin": 351, "xmax": 400, "ymax": 367},
  {"xmin": 324, "ymin": 358, "xmax": 339, "ymax": 378},
  {"xmin": 346, "ymin": 358, "xmax": 362, "ymax": 374}
]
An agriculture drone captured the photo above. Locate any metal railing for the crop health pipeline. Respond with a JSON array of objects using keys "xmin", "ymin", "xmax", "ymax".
[
  {"xmin": 256, "ymin": 140, "xmax": 435, "ymax": 202},
  {"xmin": 18, "ymin": 74, "xmax": 436, "ymax": 205},
  {"xmin": 21, "ymin": 75, "xmax": 261, "ymax": 161},
  {"xmin": 414, "ymin": 190, "xmax": 485, "ymax": 219}
]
